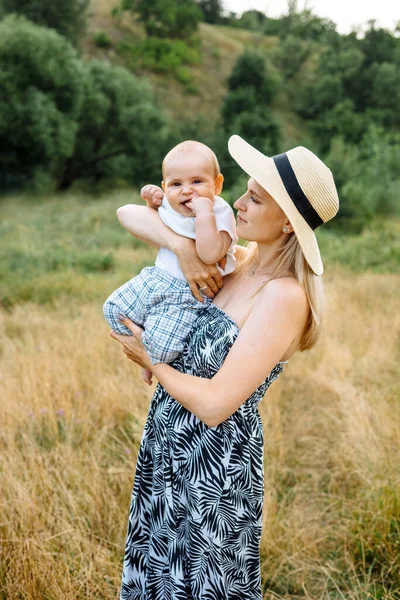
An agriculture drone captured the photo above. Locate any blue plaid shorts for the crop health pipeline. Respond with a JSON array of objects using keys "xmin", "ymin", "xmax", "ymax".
[{"xmin": 103, "ymin": 266, "xmax": 211, "ymax": 365}]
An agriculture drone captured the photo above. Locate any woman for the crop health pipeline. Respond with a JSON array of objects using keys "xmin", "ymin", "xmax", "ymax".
[{"xmin": 111, "ymin": 135, "xmax": 339, "ymax": 599}]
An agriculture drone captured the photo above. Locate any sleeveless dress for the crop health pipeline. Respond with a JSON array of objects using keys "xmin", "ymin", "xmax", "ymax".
[{"xmin": 120, "ymin": 303, "xmax": 288, "ymax": 600}]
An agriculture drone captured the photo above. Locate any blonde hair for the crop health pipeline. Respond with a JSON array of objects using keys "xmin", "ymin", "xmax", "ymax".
[
  {"xmin": 162, "ymin": 140, "xmax": 221, "ymax": 179},
  {"xmin": 238, "ymin": 234, "xmax": 324, "ymax": 351}
]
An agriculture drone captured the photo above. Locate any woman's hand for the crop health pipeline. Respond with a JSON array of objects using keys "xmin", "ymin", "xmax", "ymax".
[
  {"xmin": 175, "ymin": 238, "xmax": 226, "ymax": 303},
  {"xmin": 109, "ymin": 317, "xmax": 153, "ymax": 375}
]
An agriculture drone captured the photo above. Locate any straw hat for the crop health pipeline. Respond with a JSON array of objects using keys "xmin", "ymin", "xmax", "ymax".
[{"xmin": 228, "ymin": 134, "xmax": 339, "ymax": 275}]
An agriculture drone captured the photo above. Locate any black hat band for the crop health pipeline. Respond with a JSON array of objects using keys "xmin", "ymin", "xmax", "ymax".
[{"xmin": 273, "ymin": 153, "xmax": 324, "ymax": 230}]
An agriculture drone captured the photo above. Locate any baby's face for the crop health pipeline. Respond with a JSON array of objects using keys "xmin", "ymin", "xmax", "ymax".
[{"xmin": 162, "ymin": 152, "xmax": 220, "ymax": 218}]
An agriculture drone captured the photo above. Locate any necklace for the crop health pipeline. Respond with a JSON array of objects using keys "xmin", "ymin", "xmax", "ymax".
[{"xmin": 249, "ymin": 255, "xmax": 265, "ymax": 276}]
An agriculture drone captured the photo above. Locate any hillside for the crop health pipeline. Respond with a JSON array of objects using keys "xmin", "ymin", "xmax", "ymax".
[{"xmin": 83, "ymin": 0, "xmax": 306, "ymax": 144}]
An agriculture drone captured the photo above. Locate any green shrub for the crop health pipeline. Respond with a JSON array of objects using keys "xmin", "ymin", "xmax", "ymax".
[
  {"xmin": 0, "ymin": 0, "xmax": 89, "ymax": 45},
  {"xmin": 93, "ymin": 31, "xmax": 112, "ymax": 49},
  {"xmin": 0, "ymin": 15, "xmax": 84, "ymax": 192},
  {"xmin": 120, "ymin": 37, "xmax": 200, "ymax": 74},
  {"xmin": 318, "ymin": 221, "xmax": 399, "ymax": 273},
  {"xmin": 58, "ymin": 60, "xmax": 168, "ymax": 189},
  {"xmin": 122, "ymin": 0, "xmax": 202, "ymax": 39},
  {"xmin": 227, "ymin": 51, "xmax": 279, "ymax": 104},
  {"xmin": 325, "ymin": 127, "xmax": 400, "ymax": 232},
  {"xmin": 175, "ymin": 66, "xmax": 193, "ymax": 85}
]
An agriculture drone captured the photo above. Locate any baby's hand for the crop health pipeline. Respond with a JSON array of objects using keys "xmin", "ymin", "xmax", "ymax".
[
  {"xmin": 186, "ymin": 196, "xmax": 214, "ymax": 216},
  {"xmin": 141, "ymin": 184, "xmax": 164, "ymax": 209}
]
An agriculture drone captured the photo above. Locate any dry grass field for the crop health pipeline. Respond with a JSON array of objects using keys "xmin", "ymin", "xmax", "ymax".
[{"xmin": 0, "ymin": 193, "xmax": 399, "ymax": 599}]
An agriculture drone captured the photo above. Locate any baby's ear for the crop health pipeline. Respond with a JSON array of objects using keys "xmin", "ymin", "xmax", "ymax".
[
  {"xmin": 161, "ymin": 181, "xmax": 166, "ymax": 192},
  {"xmin": 215, "ymin": 174, "xmax": 224, "ymax": 195}
]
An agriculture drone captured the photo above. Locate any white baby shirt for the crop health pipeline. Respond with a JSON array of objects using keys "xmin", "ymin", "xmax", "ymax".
[{"xmin": 155, "ymin": 195, "xmax": 238, "ymax": 281}]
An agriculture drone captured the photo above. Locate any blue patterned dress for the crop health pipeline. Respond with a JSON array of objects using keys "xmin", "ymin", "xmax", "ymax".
[{"xmin": 120, "ymin": 303, "xmax": 287, "ymax": 600}]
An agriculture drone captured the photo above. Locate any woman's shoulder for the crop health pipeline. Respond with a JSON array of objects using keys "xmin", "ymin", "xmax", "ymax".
[{"xmin": 261, "ymin": 276, "xmax": 309, "ymax": 316}]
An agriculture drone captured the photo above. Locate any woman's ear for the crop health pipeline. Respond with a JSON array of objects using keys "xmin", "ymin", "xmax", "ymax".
[
  {"xmin": 283, "ymin": 220, "xmax": 293, "ymax": 233},
  {"xmin": 215, "ymin": 173, "xmax": 224, "ymax": 195}
]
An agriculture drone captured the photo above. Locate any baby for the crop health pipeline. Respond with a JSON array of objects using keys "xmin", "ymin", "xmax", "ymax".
[{"xmin": 103, "ymin": 140, "xmax": 238, "ymax": 375}]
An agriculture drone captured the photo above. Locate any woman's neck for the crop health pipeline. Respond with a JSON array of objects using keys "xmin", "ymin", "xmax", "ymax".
[{"xmin": 249, "ymin": 240, "xmax": 282, "ymax": 274}]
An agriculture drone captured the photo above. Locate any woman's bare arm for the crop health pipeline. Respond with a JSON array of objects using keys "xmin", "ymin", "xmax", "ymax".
[{"xmin": 113, "ymin": 278, "xmax": 309, "ymax": 427}]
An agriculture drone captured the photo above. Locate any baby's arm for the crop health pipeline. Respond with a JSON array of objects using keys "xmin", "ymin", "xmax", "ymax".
[{"xmin": 187, "ymin": 196, "xmax": 232, "ymax": 265}]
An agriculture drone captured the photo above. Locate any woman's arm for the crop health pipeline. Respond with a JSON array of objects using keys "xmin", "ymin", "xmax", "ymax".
[{"xmin": 112, "ymin": 278, "xmax": 309, "ymax": 427}]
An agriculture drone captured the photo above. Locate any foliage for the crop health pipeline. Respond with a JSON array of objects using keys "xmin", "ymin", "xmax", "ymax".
[
  {"xmin": 118, "ymin": 36, "xmax": 200, "ymax": 78},
  {"xmin": 218, "ymin": 50, "xmax": 281, "ymax": 186},
  {"xmin": 93, "ymin": 31, "xmax": 113, "ymax": 48},
  {"xmin": 227, "ymin": 50, "xmax": 279, "ymax": 104},
  {"xmin": 122, "ymin": 0, "xmax": 202, "ymax": 39},
  {"xmin": 0, "ymin": 15, "xmax": 84, "ymax": 192},
  {"xmin": 58, "ymin": 60, "xmax": 168, "ymax": 190},
  {"xmin": 325, "ymin": 127, "xmax": 400, "ymax": 231},
  {"xmin": 233, "ymin": 10, "xmax": 268, "ymax": 31},
  {"xmin": 0, "ymin": 16, "xmax": 169, "ymax": 192},
  {"xmin": 195, "ymin": 0, "xmax": 223, "ymax": 24},
  {"xmin": 273, "ymin": 34, "xmax": 312, "ymax": 80},
  {"xmin": 263, "ymin": 1, "xmax": 339, "ymax": 43},
  {"xmin": 0, "ymin": 0, "xmax": 89, "ymax": 45}
]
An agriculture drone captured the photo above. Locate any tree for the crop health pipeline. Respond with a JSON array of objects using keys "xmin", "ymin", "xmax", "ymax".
[
  {"xmin": 370, "ymin": 62, "xmax": 400, "ymax": 123},
  {"xmin": 195, "ymin": 0, "xmax": 223, "ymax": 24},
  {"xmin": 227, "ymin": 51, "xmax": 279, "ymax": 104},
  {"xmin": 274, "ymin": 34, "xmax": 312, "ymax": 80},
  {"xmin": 231, "ymin": 109, "xmax": 280, "ymax": 156},
  {"xmin": 218, "ymin": 51, "xmax": 281, "ymax": 186},
  {"xmin": 0, "ymin": 0, "xmax": 89, "ymax": 45},
  {"xmin": 0, "ymin": 16, "xmax": 169, "ymax": 192},
  {"xmin": 123, "ymin": 0, "xmax": 202, "ymax": 39},
  {"xmin": 59, "ymin": 61, "xmax": 168, "ymax": 189},
  {"xmin": 221, "ymin": 88, "xmax": 258, "ymax": 128},
  {"xmin": 0, "ymin": 15, "xmax": 84, "ymax": 191},
  {"xmin": 235, "ymin": 10, "xmax": 267, "ymax": 32}
]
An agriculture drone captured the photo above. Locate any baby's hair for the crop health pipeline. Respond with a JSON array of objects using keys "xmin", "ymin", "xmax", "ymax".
[{"xmin": 162, "ymin": 140, "xmax": 221, "ymax": 179}]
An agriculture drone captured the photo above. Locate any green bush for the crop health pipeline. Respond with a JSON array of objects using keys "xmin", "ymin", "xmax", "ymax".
[
  {"xmin": 196, "ymin": 0, "xmax": 223, "ymax": 24},
  {"xmin": 120, "ymin": 37, "xmax": 200, "ymax": 74},
  {"xmin": 227, "ymin": 51, "xmax": 279, "ymax": 104},
  {"xmin": 58, "ymin": 60, "xmax": 168, "ymax": 189},
  {"xmin": 0, "ymin": 0, "xmax": 89, "ymax": 45},
  {"xmin": 0, "ymin": 15, "xmax": 84, "ymax": 192},
  {"xmin": 122, "ymin": 0, "xmax": 202, "ymax": 39},
  {"xmin": 273, "ymin": 34, "xmax": 312, "ymax": 80},
  {"xmin": 325, "ymin": 127, "xmax": 400, "ymax": 232},
  {"xmin": 93, "ymin": 31, "xmax": 112, "ymax": 49}
]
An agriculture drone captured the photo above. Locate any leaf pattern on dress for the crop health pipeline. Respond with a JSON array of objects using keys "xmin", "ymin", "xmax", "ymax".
[{"xmin": 120, "ymin": 303, "xmax": 287, "ymax": 599}]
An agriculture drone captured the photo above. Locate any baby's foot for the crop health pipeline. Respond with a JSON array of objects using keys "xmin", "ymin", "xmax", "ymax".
[{"xmin": 141, "ymin": 367, "xmax": 153, "ymax": 385}]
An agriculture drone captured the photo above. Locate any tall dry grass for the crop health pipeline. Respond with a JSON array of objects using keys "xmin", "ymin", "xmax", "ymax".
[{"xmin": 0, "ymin": 269, "xmax": 399, "ymax": 599}]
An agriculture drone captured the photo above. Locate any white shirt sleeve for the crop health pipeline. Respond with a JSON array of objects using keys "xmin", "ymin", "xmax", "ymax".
[{"xmin": 213, "ymin": 196, "xmax": 239, "ymax": 249}]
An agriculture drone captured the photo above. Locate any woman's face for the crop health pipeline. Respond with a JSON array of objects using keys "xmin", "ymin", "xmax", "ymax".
[{"xmin": 233, "ymin": 178, "xmax": 288, "ymax": 242}]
